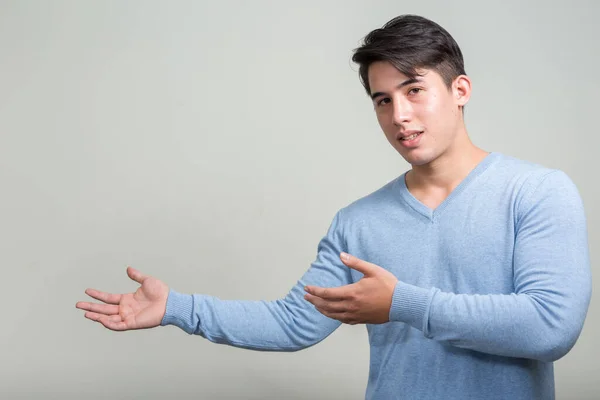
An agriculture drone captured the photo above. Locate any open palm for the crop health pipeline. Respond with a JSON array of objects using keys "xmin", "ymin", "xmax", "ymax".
[{"xmin": 76, "ymin": 266, "xmax": 169, "ymax": 331}]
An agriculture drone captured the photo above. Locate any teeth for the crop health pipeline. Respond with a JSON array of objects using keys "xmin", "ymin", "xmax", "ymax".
[{"xmin": 402, "ymin": 133, "xmax": 419, "ymax": 140}]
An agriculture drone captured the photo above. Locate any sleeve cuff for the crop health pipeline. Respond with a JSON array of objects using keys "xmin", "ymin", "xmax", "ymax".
[
  {"xmin": 160, "ymin": 289, "xmax": 195, "ymax": 333},
  {"xmin": 389, "ymin": 281, "xmax": 434, "ymax": 331}
]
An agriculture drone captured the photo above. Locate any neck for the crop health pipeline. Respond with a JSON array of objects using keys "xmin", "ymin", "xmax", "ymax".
[{"xmin": 406, "ymin": 134, "xmax": 489, "ymax": 192}]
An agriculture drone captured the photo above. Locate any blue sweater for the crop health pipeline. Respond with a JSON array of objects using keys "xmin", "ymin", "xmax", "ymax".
[{"xmin": 161, "ymin": 152, "xmax": 591, "ymax": 399}]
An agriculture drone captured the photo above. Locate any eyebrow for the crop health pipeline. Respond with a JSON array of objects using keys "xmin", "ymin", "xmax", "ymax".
[{"xmin": 370, "ymin": 78, "xmax": 423, "ymax": 100}]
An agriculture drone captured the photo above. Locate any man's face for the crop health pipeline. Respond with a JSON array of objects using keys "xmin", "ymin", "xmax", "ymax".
[{"xmin": 368, "ymin": 61, "xmax": 468, "ymax": 167}]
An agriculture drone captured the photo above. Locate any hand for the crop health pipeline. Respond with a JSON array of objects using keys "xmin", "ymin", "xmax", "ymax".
[
  {"xmin": 304, "ymin": 252, "xmax": 398, "ymax": 325},
  {"xmin": 75, "ymin": 266, "xmax": 170, "ymax": 331}
]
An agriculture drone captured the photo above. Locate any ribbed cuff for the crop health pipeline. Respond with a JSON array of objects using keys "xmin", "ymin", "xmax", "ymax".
[
  {"xmin": 160, "ymin": 289, "xmax": 195, "ymax": 333},
  {"xmin": 389, "ymin": 281, "xmax": 433, "ymax": 331}
]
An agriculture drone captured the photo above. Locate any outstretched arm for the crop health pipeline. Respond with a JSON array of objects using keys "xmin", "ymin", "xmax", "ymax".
[{"xmin": 77, "ymin": 211, "xmax": 353, "ymax": 352}]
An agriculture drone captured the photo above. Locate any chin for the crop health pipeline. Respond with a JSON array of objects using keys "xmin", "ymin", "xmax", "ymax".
[{"xmin": 397, "ymin": 149, "xmax": 437, "ymax": 167}]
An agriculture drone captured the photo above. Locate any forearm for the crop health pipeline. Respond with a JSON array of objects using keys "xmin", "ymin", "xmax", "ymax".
[
  {"xmin": 161, "ymin": 283, "xmax": 341, "ymax": 351},
  {"xmin": 161, "ymin": 210, "xmax": 351, "ymax": 351},
  {"xmin": 391, "ymin": 280, "xmax": 591, "ymax": 361}
]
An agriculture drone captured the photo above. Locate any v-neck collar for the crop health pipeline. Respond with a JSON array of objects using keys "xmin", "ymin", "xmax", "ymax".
[{"xmin": 396, "ymin": 152, "xmax": 500, "ymax": 221}]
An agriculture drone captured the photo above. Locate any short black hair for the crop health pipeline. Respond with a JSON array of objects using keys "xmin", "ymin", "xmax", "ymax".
[{"xmin": 352, "ymin": 15, "xmax": 466, "ymax": 96}]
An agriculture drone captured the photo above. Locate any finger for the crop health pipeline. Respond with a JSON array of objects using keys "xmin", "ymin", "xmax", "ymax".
[
  {"xmin": 127, "ymin": 266, "xmax": 148, "ymax": 285},
  {"xmin": 312, "ymin": 305, "xmax": 356, "ymax": 325},
  {"xmin": 340, "ymin": 252, "xmax": 377, "ymax": 275},
  {"xmin": 304, "ymin": 283, "xmax": 356, "ymax": 300},
  {"xmin": 84, "ymin": 312, "xmax": 129, "ymax": 331},
  {"xmin": 304, "ymin": 293, "xmax": 349, "ymax": 313},
  {"xmin": 84, "ymin": 289, "xmax": 122, "ymax": 305},
  {"xmin": 99, "ymin": 317, "xmax": 129, "ymax": 331},
  {"xmin": 76, "ymin": 301, "xmax": 119, "ymax": 315},
  {"xmin": 84, "ymin": 311, "xmax": 120, "ymax": 322}
]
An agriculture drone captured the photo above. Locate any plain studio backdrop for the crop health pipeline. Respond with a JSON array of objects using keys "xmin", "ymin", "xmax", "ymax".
[{"xmin": 1, "ymin": 1, "xmax": 598, "ymax": 399}]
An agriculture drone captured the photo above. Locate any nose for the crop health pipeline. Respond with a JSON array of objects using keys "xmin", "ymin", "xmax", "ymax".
[{"xmin": 392, "ymin": 97, "xmax": 412, "ymax": 127}]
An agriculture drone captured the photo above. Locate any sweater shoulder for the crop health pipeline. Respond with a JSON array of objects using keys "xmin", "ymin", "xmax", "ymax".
[
  {"xmin": 338, "ymin": 175, "xmax": 404, "ymax": 220},
  {"xmin": 490, "ymin": 153, "xmax": 553, "ymax": 177},
  {"xmin": 470, "ymin": 153, "xmax": 580, "ymax": 220},
  {"xmin": 487, "ymin": 153, "xmax": 568, "ymax": 197}
]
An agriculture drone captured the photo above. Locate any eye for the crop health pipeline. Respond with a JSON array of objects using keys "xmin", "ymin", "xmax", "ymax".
[
  {"xmin": 408, "ymin": 88, "xmax": 422, "ymax": 95},
  {"xmin": 377, "ymin": 97, "xmax": 391, "ymax": 106}
]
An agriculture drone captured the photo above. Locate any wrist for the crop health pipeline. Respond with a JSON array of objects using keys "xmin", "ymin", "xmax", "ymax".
[
  {"xmin": 389, "ymin": 281, "xmax": 435, "ymax": 331},
  {"xmin": 160, "ymin": 289, "xmax": 194, "ymax": 332}
]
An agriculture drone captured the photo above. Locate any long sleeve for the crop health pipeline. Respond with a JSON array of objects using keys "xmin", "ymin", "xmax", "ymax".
[
  {"xmin": 160, "ymin": 210, "xmax": 353, "ymax": 351},
  {"xmin": 389, "ymin": 170, "xmax": 592, "ymax": 362}
]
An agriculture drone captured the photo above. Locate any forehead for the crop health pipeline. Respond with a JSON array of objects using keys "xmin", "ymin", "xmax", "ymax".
[{"xmin": 367, "ymin": 61, "xmax": 442, "ymax": 92}]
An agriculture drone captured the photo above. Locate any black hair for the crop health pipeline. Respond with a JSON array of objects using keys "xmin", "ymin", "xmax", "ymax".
[{"xmin": 352, "ymin": 15, "xmax": 466, "ymax": 96}]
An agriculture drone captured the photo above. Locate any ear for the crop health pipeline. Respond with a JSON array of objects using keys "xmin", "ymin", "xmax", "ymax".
[{"xmin": 453, "ymin": 75, "xmax": 472, "ymax": 108}]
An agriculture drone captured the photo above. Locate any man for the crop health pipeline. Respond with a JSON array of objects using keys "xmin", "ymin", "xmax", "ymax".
[{"xmin": 76, "ymin": 14, "xmax": 591, "ymax": 399}]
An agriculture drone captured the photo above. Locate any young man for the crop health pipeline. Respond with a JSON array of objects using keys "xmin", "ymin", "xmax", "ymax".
[{"xmin": 76, "ymin": 15, "xmax": 591, "ymax": 399}]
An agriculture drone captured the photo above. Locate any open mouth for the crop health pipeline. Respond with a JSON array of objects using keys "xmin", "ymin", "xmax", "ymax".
[{"xmin": 400, "ymin": 132, "xmax": 422, "ymax": 141}]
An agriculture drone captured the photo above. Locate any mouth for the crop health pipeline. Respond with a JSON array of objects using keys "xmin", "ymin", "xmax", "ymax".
[
  {"xmin": 399, "ymin": 131, "xmax": 423, "ymax": 141},
  {"xmin": 396, "ymin": 130, "xmax": 423, "ymax": 148}
]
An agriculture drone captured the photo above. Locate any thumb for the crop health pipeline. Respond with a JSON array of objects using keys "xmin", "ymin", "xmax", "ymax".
[
  {"xmin": 340, "ymin": 252, "xmax": 377, "ymax": 275},
  {"xmin": 127, "ymin": 266, "xmax": 148, "ymax": 284}
]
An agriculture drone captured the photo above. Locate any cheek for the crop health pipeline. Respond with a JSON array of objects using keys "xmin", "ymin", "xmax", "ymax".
[
  {"xmin": 421, "ymin": 94, "xmax": 456, "ymax": 129},
  {"xmin": 376, "ymin": 111, "xmax": 392, "ymax": 130},
  {"xmin": 424, "ymin": 93, "xmax": 441, "ymax": 114}
]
